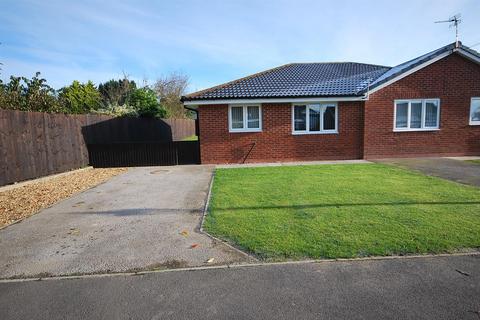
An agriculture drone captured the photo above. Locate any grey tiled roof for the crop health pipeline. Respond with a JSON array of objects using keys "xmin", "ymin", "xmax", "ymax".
[
  {"xmin": 362, "ymin": 42, "xmax": 480, "ymax": 93},
  {"xmin": 183, "ymin": 42, "xmax": 480, "ymax": 101},
  {"xmin": 183, "ymin": 62, "xmax": 390, "ymax": 101},
  {"xmin": 360, "ymin": 43, "xmax": 454, "ymax": 93}
]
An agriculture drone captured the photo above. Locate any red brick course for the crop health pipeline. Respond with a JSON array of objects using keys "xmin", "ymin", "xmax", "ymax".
[
  {"xmin": 198, "ymin": 102, "xmax": 364, "ymax": 164},
  {"xmin": 197, "ymin": 53, "xmax": 480, "ymax": 164},
  {"xmin": 364, "ymin": 53, "xmax": 480, "ymax": 158}
]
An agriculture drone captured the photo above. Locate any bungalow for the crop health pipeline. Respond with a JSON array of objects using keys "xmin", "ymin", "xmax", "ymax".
[{"xmin": 182, "ymin": 42, "xmax": 480, "ymax": 164}]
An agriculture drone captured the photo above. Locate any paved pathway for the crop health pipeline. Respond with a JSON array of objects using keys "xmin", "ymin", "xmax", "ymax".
[
  {"xmin": 1, "ymin": 254, "xmax": 479, "ymax": 320},
  {"xmin": 374, "ymin": 157, "xmax": 480, "ymax": 187},
  {"xmin": 0, "ymin": 166, "xmax": 250, "ymax": 279}
]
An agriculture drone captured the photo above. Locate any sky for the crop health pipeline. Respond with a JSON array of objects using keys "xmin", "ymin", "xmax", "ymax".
[{"xmin": 1, "ymin": 0, "xmax": 479, "ymax": 93}]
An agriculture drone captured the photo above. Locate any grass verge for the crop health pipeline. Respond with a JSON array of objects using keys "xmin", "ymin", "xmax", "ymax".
[{"xmin": 204, "ymin": 164, "xmax": 480, "ymax": 260}]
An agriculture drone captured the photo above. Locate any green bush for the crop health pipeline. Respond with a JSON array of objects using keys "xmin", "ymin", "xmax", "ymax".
[
  {"xmin": 58, "ymin": 80, "xmax": 102, "ymax": 114},
  {"xmin": 1, "ymin": 73, "xmax": 170, "ymax": 119},
  {"xmin": 0, "ymin": 73, "xmax": 62, "ymax": 113},
  {"xmin": 128, "ymin": 87, "xmax": 167, "ymax": 118}
]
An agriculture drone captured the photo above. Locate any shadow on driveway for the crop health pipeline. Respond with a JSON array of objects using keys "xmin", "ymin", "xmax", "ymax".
[{"xmin": 67, "ymin": 208, "xmax": 204, "ymax": 216}]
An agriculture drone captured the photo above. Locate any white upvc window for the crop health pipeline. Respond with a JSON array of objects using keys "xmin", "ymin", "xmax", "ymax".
[
  {"xmin": 394, "ymin": 99, "xmax": 440, "ymax": 131},
  {"xmin": 470, "ymin": 98, "xmax": 480, "ymax": 125},
  {"xmin": 292, "ymin": 103, "xmax": 338, "ymax": 134},
  {"xmin": 228, "ymin": 105, "xmax": 262, "ymax": 132}
]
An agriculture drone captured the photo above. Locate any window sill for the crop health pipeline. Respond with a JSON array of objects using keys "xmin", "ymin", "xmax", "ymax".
[
  {"xmin": 229, "ymin": 129, "xmax": 262, "ymax": 133},
  {"xmin": 393, "ymin": 128, "xmax": 440, "ymax": 132},
  {"xmin": 292, "ymin": 131, "xmax": 339, "ymax": 135},
  {"xmin": 469, "ymin": 122, "xmax": 480, "ymax": 126}
]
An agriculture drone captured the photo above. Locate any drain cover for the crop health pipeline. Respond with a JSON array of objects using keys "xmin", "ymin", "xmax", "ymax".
[{"xmin": 150, "ymin": 169, "xmax": 169, "ymax": 174}]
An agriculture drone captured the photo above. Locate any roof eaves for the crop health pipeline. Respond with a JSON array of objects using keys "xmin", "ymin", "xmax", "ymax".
[
  {"xmin": 458, "ymin": 43, "xmax": 480, "ymax": 57},
  {"xmin": 190, "ymin": 93, "xmax": 365, "ymax": 101},
  {"xmin": 455, "ymin": 44, "xmax": 480, "ymax": 63}
]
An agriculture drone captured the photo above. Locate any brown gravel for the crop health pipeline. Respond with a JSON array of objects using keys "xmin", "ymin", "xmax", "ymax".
[{"xmin": 0, "ymin": 168, "xmax": 127, "ymax": 228}]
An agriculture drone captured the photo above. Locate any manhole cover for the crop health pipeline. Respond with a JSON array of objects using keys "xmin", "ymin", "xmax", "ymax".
[{"xmin": 150, "ymin": 169, "xmax": 170, "ymax": 174}]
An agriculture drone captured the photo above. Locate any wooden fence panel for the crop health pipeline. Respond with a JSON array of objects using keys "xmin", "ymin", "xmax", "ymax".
[
  {"xmin": 0, "ymin": 111, "xmax": 7, "ymax": 184},
  {"xmin": 0, "ymin": 110, "xmax": 196, "ymax": 186}
]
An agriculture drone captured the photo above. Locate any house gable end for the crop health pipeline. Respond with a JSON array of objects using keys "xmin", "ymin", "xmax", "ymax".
[{"xmin": 365, "ymin": 44, "xmax": 480, "ymax": 95}]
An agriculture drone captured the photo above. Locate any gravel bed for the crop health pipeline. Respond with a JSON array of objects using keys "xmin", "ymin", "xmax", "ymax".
[{"xmin": 0, "ymin": 168, "xmax": 127, "ymax": 228}]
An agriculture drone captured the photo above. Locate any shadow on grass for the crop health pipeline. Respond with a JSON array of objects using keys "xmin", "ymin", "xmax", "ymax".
[
  {"xmin": 212, "ymin": 201, "xmax": 480, "ymax": 211},
  {"xmin": 68, "ymin": 201, "xmax": 480, "ymax": 216}
]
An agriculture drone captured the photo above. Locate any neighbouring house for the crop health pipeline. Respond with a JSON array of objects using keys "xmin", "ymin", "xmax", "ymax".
[{"xmin": 182, "ymin": 42, "xmax": 480, "ymax": 164}]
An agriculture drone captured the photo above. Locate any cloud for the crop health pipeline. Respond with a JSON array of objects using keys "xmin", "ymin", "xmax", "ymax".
[{"xmin": 1, "ymin": 0, "xmax": 479, "ymax": 91}]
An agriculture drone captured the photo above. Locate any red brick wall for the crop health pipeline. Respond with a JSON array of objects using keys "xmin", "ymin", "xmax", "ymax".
[
  {"xmin": 364, "ymin": 53, "xmax": 480, "ymax": 158},
  {"xmin": 198, "ymin": 102, "xmax": 364, "ymax": 164}
]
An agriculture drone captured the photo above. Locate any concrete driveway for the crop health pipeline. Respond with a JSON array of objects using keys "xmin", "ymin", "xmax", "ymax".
[
  {"xmin": 0, "ymin": 166, "xmax": 250, "ymax": 279},
  {"xmin": 374, "ymin": 157, "xmax": 480, "ymax": 187}
]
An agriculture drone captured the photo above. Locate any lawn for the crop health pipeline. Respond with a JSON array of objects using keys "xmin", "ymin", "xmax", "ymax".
[
  {"xmin": 204, "ymin": 164, "xmax": 480, "ymax": 260},
  {"xmin": 467, "ymin": 160, "xmax": 480, "ymax": 165}
]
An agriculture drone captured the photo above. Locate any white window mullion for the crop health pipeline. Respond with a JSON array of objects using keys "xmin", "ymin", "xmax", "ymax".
[
  {"xmin": 421, "ymin": 101, "xmax": 426, "ymax": 129},
  {"xmin": 243, "ymin": 106, "xmax": 247, "ymax": 129},
  {"xmin": 437, "ymin": 101, "xmax": 441, "ymax": 127},
  {"xmin": 306, "ymin": 106, "xmax": 310, "ymax": 132},
  {"xmin": 320, "ymin": 105, "xmax": 325, "ymax": 131},
  {"xmin": 407, "ymin": 102, "xmax": 411, "ymax": 129}
]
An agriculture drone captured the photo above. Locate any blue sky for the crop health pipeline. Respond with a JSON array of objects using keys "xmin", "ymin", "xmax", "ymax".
[{"xmin": 1, "ymin": 0, "xmax": 479, "ymax": 93}]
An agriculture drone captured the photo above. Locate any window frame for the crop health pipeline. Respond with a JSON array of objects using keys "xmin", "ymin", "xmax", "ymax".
[
  {"xmin": 228, "ymin": 104, "xmax": 262, "ymax": 133},
  {"xmin": 291, "ymin": 102, "xmax": 339, "ymax": 135},
  {"xmin": 470, "ymin": 97, "xmax": 480, "ymax": 126},
  {"xmin": 393, "ymin": 98, "xmax": 441, "ymax": 132}
]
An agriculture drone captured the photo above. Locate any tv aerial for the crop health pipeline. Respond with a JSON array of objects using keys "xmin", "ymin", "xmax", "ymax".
[{"xmin": 435, "ymin": 14, "xmax": 461, "ymax": 47}]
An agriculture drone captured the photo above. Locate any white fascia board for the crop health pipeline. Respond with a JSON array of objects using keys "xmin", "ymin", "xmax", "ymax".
[
  {"xmin": 455, "ymin": 48, "xmax": 480, "ymax": 64},
  {"xmin": 367, "ymin": 51, "xmax": 452, "ymax": 95},
  {"xmin": 183, "ymin": 96, "xmax": 367, "ymax": 107}
]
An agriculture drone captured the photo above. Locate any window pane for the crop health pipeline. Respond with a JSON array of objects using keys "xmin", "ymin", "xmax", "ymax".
[
  {"xmin": 471, "ymin": 99, "xmax": 480, "ymax": 121},
  {"xmin": 395, "ymin": 102, "xmax": 408, "ymax": 128},
  {"xmin": 294, "ymin": 105, "xmax": 306, "ymax": 131},
  {"xmin": 410, "ymin": 102, "xmax": 422, "ymax": 128},
  {"xmin": 425, "ymin": 101, "xmax": 439, "ymax": 127},
  {"xmin": 309, "ymin": 105, "xmax": 321, "ymax": 131},
  {"xmin": 323, "ymin": 106, "xmax": 336, "ymax": 130},
  {"xmin": 231, "ymin": 106, "xmax": 243, "ymax": 129},
  {"xmin": 247, "ymin": 106, "xmax": 260, "ymax": 128}
]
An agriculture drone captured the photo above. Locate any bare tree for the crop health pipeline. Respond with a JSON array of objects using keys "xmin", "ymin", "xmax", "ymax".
[{"xmin": 153, "ymin": 71, "xmax": 190, "ymax": 118}]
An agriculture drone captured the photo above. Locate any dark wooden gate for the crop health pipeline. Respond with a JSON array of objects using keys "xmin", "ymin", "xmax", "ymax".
[{"xmin": 87, "ymin": 141, "xmax": 200, "ymax": 167}]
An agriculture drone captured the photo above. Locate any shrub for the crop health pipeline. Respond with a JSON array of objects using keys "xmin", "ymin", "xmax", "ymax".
[
  {"xmin": 128, "ymin": 87, "xmax": 167, "ymax": 118},
  {"xmin": 58, "ymin": 80, "xmax": 102, "ymax": 114}
]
